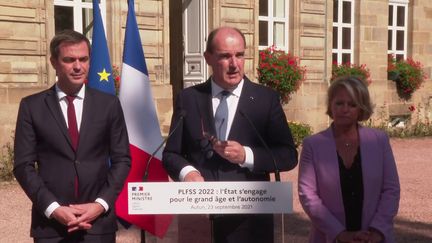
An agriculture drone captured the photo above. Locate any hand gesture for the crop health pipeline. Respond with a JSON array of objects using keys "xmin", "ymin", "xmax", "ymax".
[{"xmin": 213, "ymin": 140, "xmax": 245, "ymax": 164}]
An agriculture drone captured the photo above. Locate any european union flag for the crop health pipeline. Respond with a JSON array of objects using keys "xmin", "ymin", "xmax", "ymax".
[{"xmin": 88, "ymin": 0, "xmax": 115, "ymax": 95}]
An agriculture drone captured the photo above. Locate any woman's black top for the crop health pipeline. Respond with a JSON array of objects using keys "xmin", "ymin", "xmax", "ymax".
[{"xmin": 337, "ymin": 148, "xmax": 364, "ymax": 231}]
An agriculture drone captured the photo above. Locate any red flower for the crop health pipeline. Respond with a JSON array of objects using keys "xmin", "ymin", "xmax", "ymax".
[
  {"xmin": 112, "ymin": 65, "xmax": 121, "ymax": 95},
  {"xmin": 408, "ymin": 105, "xmax": 416, "ymax": 112},
  {"xmin": 257, "ymin": 47, "xmax": 306, "ymax": 104},
  {"xmin": 331, "ymin": 63, "xmax": 372, "ymax": 85}
]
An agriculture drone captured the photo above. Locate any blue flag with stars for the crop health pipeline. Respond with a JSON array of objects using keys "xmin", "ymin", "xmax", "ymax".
[{"xmin": 88, "ymin": 0, "xmax": 115, "ymax": 95}]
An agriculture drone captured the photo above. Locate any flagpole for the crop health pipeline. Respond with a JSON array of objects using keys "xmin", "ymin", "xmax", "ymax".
[{"xmin": 140, "ymin": 230, "xmax": 146, "ymax": 243}]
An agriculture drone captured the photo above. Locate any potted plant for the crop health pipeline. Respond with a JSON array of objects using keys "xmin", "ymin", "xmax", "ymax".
[
  {"xmin": 388, "ymin": 56, "xmax": 427, "ymax": 100},
  {"xmin": 257, "ymin": 46, "xmax": 306, "ymax": 104},
  {"xmin": 331, "ymin": 62, "xmax": 372, "ymax": 85}
]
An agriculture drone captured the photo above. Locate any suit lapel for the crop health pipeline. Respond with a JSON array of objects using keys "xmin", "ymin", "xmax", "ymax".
[
  {"xmin": 44, "ymin": 85, "xmax": 74, "ymax": 150},
  {"xmin": 229, "ymin": 78, "xmax": 254, "ymax": 141},
  {"xmin": 78, "ymin": 87, "xmax": 95, "ymax": 152}
]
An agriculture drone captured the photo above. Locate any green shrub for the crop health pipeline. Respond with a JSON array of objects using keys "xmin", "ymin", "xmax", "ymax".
[
  {"xmin": 0, "ymin": 140, "xmax": 14, "ymax": 181},
  {"xmin": 288, "ymin": 121, "xmax": 313, "ymax": 147}
]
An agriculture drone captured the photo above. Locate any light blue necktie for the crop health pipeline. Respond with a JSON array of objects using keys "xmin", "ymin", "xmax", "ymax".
[{"xmin": 215, "ymin": 90, "xmax": 230, "ymax": 141}]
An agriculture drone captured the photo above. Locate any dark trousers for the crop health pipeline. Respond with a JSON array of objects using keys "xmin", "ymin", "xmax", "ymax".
[
  {"xmin": 212, "ymin": 214, "xmax": 274, "ymax": 243},
  {"xmin": 34, "ymin": 232, "xmax": 115, "ymax": 243}
]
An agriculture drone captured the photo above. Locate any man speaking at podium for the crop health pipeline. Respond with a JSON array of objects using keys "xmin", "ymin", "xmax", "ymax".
[{"xmin": 163, "ymin": 26, "xmax": 298, "ymax": 243}]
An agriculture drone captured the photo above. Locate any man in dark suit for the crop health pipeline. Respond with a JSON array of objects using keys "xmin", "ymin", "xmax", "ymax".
[
  {"xmin": 13, "ymin": 30, "xmax": 131, "ymax": 243},
  {"xmin": 163, "ymin": 27, "xmax": 298, "ymax": 243}
]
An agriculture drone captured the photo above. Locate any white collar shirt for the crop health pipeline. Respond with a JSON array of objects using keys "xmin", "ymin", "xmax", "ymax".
[{"xmin": 56, "ymin": 84, "xmax": 85, "ymax": 131}]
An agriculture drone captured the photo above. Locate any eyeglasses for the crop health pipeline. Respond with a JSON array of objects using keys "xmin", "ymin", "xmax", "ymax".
[{"xmin": 201, "ymin": 119, "xmax": 215, "ymax": 159}]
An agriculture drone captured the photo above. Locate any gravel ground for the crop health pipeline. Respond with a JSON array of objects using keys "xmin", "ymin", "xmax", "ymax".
[{"xmin": 1, "ymin": 137, "xmax": 431, "ymax": 243}]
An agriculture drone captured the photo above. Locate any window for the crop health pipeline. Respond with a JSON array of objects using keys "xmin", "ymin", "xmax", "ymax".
[
  {"xmin": 53, "ymin": 0, "xmax": 107, "ymax": 40},
  {"xmin": 259, "ymin": 0, "xmax": 289, "ymax": 51},
  {"xmin": 388, "ymin": 0, "xmax": 409, "ymax": 61},
  {"xmin": 332, "ymin": 0, "xmax": 355, "ymax": 64}
]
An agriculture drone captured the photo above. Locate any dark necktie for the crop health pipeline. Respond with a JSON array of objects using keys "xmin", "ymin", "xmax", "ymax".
[
  {"xmin": 66, "ymin": 95, "xmax": 79, "ymax": 198},
  {"xmin": 66, "ymin": 95, "xmax": 79, "ymax": 150},
  {"xmin": 215, "ymin": 90, "xmax": 230, "ymax": 140}
]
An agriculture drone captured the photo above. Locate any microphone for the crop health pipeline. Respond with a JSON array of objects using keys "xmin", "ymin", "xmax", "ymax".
[
  {"xmin": 239, "ymin": 110, "xmax": 281, "ymax": 182},
  {"xmin": 142, "ymin": 110, "xmax": 186, "ymax": 181}
]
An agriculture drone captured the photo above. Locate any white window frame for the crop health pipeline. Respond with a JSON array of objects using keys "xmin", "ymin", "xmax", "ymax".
[
  {"xmin": 53, "ymin": 0, "xmax": 108, "ymax": 37},
  {"xmin": 388, "ymin": 0, "xmax": 409, "ymax": 59},
  {"xmin": 332, "ymin": 0, "xmax": 355, "ymax": 64},
  {"xmin": 258, "ymin": 0, "xmax": 289, "ymax": 52}
]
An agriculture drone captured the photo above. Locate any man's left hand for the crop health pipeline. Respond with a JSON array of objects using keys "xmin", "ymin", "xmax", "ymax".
[{"xmin": 213, "ymin": 140, "xmax": 245, "ymax": 164}]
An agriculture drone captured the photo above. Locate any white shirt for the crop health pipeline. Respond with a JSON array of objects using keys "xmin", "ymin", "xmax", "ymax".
[
  {"xmin": 179, "ymin": 79, "xmax": 255, "ymax": 181},
  {"xmin": 44, "ymin": 84, "xmax": 108, "ymax": 218},
  {"xmin": 57, "ymin": 85, "xmax": 84, "ymax": 131}
]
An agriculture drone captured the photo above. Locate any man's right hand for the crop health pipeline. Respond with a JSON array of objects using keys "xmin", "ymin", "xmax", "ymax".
[{"xmin": 184, "ymin": 171, "xmax": 205, "ymax": 182}]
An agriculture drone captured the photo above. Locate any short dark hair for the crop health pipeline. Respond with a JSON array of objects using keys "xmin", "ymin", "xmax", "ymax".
[
  {"xmin": 205, "ymin": 27, "xmax": 246, "ymax": 53},
  {"xmin": 326, "ymin": 76, "xmax": 373, "ymax": 121},
  {"xmin": 50, "ymin": 29, "xmax": 91, "ymax": 59}
]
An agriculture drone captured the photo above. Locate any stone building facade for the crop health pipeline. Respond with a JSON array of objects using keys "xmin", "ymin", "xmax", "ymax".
[{"xmin": 0, "ymin": 0, "xmax": 431, "ymax": 149}]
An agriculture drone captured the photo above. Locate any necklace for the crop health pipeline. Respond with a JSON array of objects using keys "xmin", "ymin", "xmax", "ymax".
[{"xmin": 343, "ymin": 140, "xmax": 358, "ymax": 149}]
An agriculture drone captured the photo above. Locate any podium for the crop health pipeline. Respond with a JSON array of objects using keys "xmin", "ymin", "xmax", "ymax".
[
  {"xmin": 128, "ymin": 181, "xmax": 292, "ymax": 242},
  {"xmin": 128, "ymin": 181, "xmax": 292, "ymax": 215}
]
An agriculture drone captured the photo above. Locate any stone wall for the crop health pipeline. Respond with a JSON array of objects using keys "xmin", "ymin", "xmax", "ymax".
[
  {"xmin": 0, "ymin": 1, "xmax": 51, "ymax": 146},
  {"xmin": 286, "ymin": 0, "xmax": 330, "ymax": 132},
  {"xmin": 410, "ymin": 0, "xmax": 432, "ymax": 123}
]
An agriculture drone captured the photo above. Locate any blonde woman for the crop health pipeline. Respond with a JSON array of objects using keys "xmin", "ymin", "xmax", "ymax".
[{"xmin": 298, "ymin": 76, "xmax": 400, "ymax": 243}]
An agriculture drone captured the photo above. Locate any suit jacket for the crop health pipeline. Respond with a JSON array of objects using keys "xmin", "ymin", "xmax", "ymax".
[
  {"xmin": 298, "ymin": 125, "xmax": 400, "ymax": 243},
  {"xmin": 162, "ymin": 77, "xmax": 298, "ymax": 181},
  {"xmin": 13, "ymin": 85, "xmax": 131, "ymax": 238}
]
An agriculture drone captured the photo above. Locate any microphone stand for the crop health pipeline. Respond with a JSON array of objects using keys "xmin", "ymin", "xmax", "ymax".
[
  {"xmin": 239, "ymin": 111, "xmax": 281, "ymax": 182},
  {"xmin": 239, "ymin": 110, "xmax": 285, "ymax": 243},
  {"xmin": 140, "ymin": 111, "xmax": 186, "ymax": 243},
  {"xmin": 142, "ymin": 111, "xmax": 185, "ymax": 181}
]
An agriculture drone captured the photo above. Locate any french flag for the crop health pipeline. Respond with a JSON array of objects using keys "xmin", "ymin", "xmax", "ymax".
[{"xmin": 115, "ymin": 0, "xmax": 173, "ymax": 238}]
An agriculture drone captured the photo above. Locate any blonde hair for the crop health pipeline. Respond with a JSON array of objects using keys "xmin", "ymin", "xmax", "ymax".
[{"xmin": 326, "ymin": 76, "xmax": 373, "ymax": 121}]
